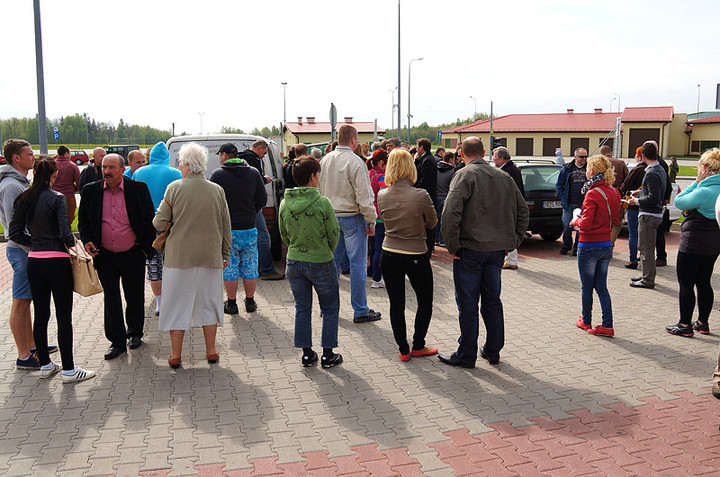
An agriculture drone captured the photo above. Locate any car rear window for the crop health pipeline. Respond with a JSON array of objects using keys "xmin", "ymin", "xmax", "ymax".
[{"xmin": 521, "ymin": 165, "xmax": 561, "ymax": 192}]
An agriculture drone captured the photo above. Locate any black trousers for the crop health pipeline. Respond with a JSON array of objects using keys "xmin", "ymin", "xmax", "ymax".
[
  {"xmin": 27, "ymin": 257, "xmax": 75, "ymax": 370},
  {"xmin": 95, "ymin": 247, "xmax": 146, "ymax": 347},
  {"xmin": 380, "ymin": 250, "xmax": 433, "ymax": 355},
  {"xmin": 677, "ymin": 251, "xmax": 719, "ymax": 325}
]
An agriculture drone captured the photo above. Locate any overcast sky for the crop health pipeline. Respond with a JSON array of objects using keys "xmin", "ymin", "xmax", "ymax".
[{"xmin": 2, "ymin": 0, "xmax": 719, "ymax": 137}]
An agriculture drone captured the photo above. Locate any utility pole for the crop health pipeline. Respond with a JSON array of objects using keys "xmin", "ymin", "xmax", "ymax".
[
  {"xmin": 33, "ymin": 0, "xmax": 48, "ymax": 153},
  {"xmin": 396, "ymin": 0, "xmax": 401, "ymax": 140}
]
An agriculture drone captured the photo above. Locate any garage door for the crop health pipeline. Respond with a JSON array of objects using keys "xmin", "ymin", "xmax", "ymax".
[
  {"xmin": 570, "ymin": 138, "xmax": 590, "ymax": 155},
  {"xmin": 543, "ymin": 138, "xmax": 561, "ymax": 156},
  {"xmin": 516, "ymin": 138, "xmax": 534, "ymax": 156},
  {"xmin": 628, "ymin": 128, "xmax": 660, "ymax": 158},
  {"xmin": 598, "ymin": 138, "xmax": 614, "ymax": 151}
]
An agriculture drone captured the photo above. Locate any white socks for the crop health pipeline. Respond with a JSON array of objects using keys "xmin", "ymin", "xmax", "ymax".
[{"xmin": 155, "ymin": 295, "xmax": 162, "ymax": 314}]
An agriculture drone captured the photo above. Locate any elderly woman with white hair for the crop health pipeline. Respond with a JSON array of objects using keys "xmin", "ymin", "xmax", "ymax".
[{"xmin": 153, "ymin": 143, "xmax": 231, "ymax": 369}]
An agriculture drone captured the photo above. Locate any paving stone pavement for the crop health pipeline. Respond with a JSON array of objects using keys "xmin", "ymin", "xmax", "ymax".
[{"xmin": 1, "ymin": 232, "xmax": 720, "ymax": 476}]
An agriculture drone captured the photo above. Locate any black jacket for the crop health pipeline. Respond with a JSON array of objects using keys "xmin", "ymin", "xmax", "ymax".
[
  {"xmin": 9, "ymin": 187, "xmax": 75, "ymax": 252},
  {"xmin": 500, "ymin": 160, "xmax": 525, "ymax": 197},
  {"xmin": 414, "ymin": 152, "xmax": 438, "ymax": 206},
  {"xmin": 79, "ymin": 162, "xmax": 102, "ymax": 191},
  {"xmin": 209, "ymin": 160, "xmax": 267, "ymax": 230},
  {"xmin": 78, "ymin": 177, "xmax": 157, "ymax": 258},
  {"xmin": 239, "ymin": 149, "xmax": 264, "ymax": 177}
]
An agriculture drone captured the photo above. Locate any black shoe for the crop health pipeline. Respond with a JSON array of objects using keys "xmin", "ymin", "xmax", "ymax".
[
  {"xmin": 104, "ymin": 346, "xmax": 126, "ymax": 360},
  {"xmin": 631, "ymin": 276, "xmax": 644, "ymax": 282},
  {"xmin": 571, "ymin": 249, "xmax": 578, "ymax": 256},
  {"xmin": 629, "ymin": 280, "xmax": 654, "ymax": 289},
  {"xmin": 656, "ymin": 259, "xmax": 667, "ymax": 267},
  {"xmin": 712, "ymin": 383, "xmax": 720, "ymax": 400},
  {"xmin": 692, "ymin": 320, "xmax": 710, "ymax": 335},
  {"xmin": 665, "ymin": 323, "xmax": 694, "ymax": 337},
  {"xmin": 261, "ymin": 271, "xmax": 285, "ymax": 280},
  {"xmin": 128, "ymin": 337, "xmax": 142, "ymax": 349},
  {"xmin": 480, "ymin": 347, "xmax": 499, "ymax": 365},
  {"xmin": 302, "ymin": 351, "xmax": 318, "ymax": 367},
  {"xmin": 624, "ymin": 261, "xmax": 638, "ymax": 269},
  {"xmin": 29, "ymin": 345, "xmax": 58, "ymax": 355},
  {"xmin": 559, "ymin": 248, "xmax": 570, "ymax": 255},
  {"xmin": 437, "ymin": 353, "xmax": 475, "ymax": 369},
  {"xmin": 341, "ymin": 269, "xmax": 350, "ymax": 275},
  {"xmin": 223, "ymin": 300, "xmax": 239, "ymax": 315},
  {"xmin": 244, "ymin": 297, "xmax": 257, "ymax": 313},
  {"xmin": 353, "ymin": 309, "xmax": 381, "ymax": 323},
  {"xmin": 321, "ymin": 353, "xmax": 343, "ymax": 368}
]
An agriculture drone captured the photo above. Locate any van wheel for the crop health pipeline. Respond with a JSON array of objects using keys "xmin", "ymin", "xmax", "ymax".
[{"xmin": 540, "ymin": 231, "xmax": 562, "ymax": 241}]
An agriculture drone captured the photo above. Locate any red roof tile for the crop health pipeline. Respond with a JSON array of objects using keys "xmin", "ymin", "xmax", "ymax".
[
  {"xmin": 285, "ymin": 121, "xmax": 384, "ymax": 134},
  {"xmin": 687, "ymin": 115, "xmax": 720, "ymax": 124},
  {"xmin": 620, "ymin": 106, "xmax": 674, "ymax": 122},
  {"xmin": 442, "ymin": 112, "xmax": 621, "ymax": 134}
]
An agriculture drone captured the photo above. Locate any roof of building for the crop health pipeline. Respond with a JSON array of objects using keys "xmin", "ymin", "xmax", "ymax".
[
  {"xmin": 620, "ymin": 106, "xmax": 674, "ymax": 122},
  {"xmin": 285, "ymin": 118, "xmax": 384, "ymax": 135},
  {"xmin": 687, "ymin": 114, "xmax": 720, "ymax": 124},
  {"xmin": 442, "ymin": 111, "xmax": 621, "ymax": 134}
]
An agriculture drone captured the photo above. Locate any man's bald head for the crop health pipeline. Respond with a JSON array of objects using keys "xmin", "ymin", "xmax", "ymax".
[{"xmin": 461, "ymin": 136, "xmax": 485, "ymax": 159}]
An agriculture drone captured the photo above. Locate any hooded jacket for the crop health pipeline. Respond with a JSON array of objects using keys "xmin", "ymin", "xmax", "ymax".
[
  {"xmin": 279, "ymin": 187, "xmax": 339, "ymax": 263},
  {"xmin": 131, "ymin": 142, "xmax": 183, "ymax": 210},
  {"xmin": 209, "ymin": 159, "xmax": 267, "ymax": 230},
  {"xmin": 0, "ymin": 164, "xmax": 31, "ymax": 249},
  {"xmin": 436, "ymin": 161, "xmax": 455, "ymax": 201}
]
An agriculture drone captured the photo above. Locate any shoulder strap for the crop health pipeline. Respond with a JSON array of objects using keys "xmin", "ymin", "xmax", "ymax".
[{"xmin": 596, "ymin": 187, "xmax": 612, "ymax": 222}]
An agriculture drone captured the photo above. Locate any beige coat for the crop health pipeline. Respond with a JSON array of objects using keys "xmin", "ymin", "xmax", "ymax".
[
  {"xmin": 153, "ymin": 172, "xmax": 231, "ymax": 268},
  {"xmin": 378, "ymin": 178, "xmax": 437, "ymax": 254},
  {"xmin": 318, "ymin": 146, "xmax": 377, "ymax": 224}
]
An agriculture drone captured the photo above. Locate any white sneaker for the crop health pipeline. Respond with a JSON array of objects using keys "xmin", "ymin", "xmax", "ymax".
[
  {"xmin": 371, "ymin": 279, "xmax": 386, "ymax": 288},
  {"xmin": 61, "ymin": 367, "xmax": 96, "ymax": 384},
  {"xmin": 40, "ymin": 362, "xmax": 61, "ymax": 379}
]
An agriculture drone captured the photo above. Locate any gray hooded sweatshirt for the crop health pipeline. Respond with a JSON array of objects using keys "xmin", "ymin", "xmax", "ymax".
[{"xmin": 0, "ymin": 164, "xmax": 31, "ymax": 250}]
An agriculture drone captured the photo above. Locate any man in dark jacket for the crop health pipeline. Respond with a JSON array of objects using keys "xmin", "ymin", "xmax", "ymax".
[
  {"xmin": 493, "ymin": 146, "xmax": 524, "ymax": 269},
  {"xmin": 238, "ymin": 140, "xmax": 284, "ymax": 280},
  {"xmin": 414, "ymin": 138, "xmax": 438, "ymax": 252},
  {"xmin": 210, "ymin": 143, "xmax": 268, "ymax": 314},
  {"xmin": 555, "ymin": 148, "xmax": 588, "ymax": 255},
  {"xmin": 79, "ymin": 147, "xmax": 105, "ymax": 191},
  {"xmin": 78, "ymin": 154, "xmax": 157, "ymax": 359}
]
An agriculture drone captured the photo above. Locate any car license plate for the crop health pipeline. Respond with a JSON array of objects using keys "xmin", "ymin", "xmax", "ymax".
[{"xmin": 543, "ymin": 200, "xmax": 561, "ymax": 209}]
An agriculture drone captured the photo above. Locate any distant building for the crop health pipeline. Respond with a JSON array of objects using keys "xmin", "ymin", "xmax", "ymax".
[
  {"xmin": 282, "ymin": 117, "xmax": 384, "ymax": 155},
  {"xmin": 440, "ymin": 106, "xmax": 716, "ymax": 158}
]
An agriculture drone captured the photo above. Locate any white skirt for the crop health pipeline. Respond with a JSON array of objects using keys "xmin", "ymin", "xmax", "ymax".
[{"xmin": 159, "ymin": 266, "xmax": 224, "ymax": 331}]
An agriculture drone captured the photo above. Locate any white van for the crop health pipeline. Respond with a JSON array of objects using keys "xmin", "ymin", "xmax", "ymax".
[{"xmin": 166, "ymin": 134, "xmax": 286, "ymax": 259}]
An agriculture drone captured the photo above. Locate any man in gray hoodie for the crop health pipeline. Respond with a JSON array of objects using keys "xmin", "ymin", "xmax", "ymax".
[{"xmin": 1, "ymin": 139, "xmax": 45, "ymax": 369}]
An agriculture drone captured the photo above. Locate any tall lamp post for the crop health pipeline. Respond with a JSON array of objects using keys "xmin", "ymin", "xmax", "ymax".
[
  {"xmin": 407, "ymin": 57, "xmax": 423, "ymax": 142},
  {"xmin": 396, "ymin": 0, "xmax": 401, "ymax": 140},
  {"xmin": 281, "ymin": 82, "xmax": 287, "ymax": 155},
  {"xmin": 34, "ymin": 0, "xmax": 48, "ymax": 153},
  {"xmin": 198, "ymin": 112, "xmax": 205, "ymax": 135},
  {"xmin": 470, "ymin": 95, "xmax": 477, "ymax": 121},
  {"xmin": 390, "ymin": 87, "xmax": 397, "ymax": 132}
]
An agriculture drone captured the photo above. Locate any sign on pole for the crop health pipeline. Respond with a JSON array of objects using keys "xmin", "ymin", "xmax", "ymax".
[
  {"xmin": 437, "ymin": 130, "xmax": 442, "ymax": 143},
  {"xmin": 329, "ymin": 103, "xmax": 337, "ymax": 142},
  {"xmin": 52, "ymin": 126, "xmax": 59, "ymax": 140}
]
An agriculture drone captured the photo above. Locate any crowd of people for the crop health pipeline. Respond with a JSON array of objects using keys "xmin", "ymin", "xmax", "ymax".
[{"xmin": 2, "ymin": 131, "xmax": 720, "ymax": 393}]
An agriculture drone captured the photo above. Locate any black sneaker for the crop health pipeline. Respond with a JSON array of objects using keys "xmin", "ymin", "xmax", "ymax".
[
  {"xmin": 321, "ymin": 353, "xmax": 343, "ymax": 368},
  {"xmin": 353, "ymin": 309, "xmax": 382, "ymax": 323},
  {"xmin": 16, "ymin": 354, "xmax": 41, "ymax": 370},
  {"xmin": 559, "ymin": 248, "xmax": 570, "ymax": 255},
  {"xmin": 223, "ymin": 300, "xmax": 239, "ymax": 315},
  {"xmin": 302, "ymin": 351, "xmax": 318, "ymax": 367},
  {"xmin": 244, "ymin": 297, "xmax": 257, "ymax": 313},
  {"xmin": 692, "ymin": 320, "xmax": 710, "ymax": 335},
  {"xmin": 665, "ymin": 324, "xmax": 694, "ymax": 337}
]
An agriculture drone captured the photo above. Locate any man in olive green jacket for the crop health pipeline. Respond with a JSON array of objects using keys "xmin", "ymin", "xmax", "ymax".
[{"xmin": 438, "ymin": 137, "xmax": 529, "ymax": 369}]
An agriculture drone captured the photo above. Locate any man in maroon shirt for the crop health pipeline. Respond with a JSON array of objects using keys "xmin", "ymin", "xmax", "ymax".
[
  {"xmin": 52, "ymin": 146, "xmax": 80, "ymax": 225},
  {"xmin": 78, "ymin": 154, "xmax": 157, "ymax": 360}
]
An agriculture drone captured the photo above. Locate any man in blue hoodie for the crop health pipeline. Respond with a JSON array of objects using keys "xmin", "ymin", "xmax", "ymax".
[
  {"xmin": 210, "ymin": 143, "xmax": 268, "ymax": 314},
  {"xmin": 132, "ymin": 142, "xmax": 182, "ymax": 316}
]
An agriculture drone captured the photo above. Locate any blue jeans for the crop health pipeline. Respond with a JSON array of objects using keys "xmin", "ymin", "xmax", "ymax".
[
  {"xmin": 453, "ymin": 249, "xmax": 505, "ymax": 364},
  {"xmin": 372, "ymin": 222, "xmax": 385, "ymax": 282},
  {"xmin": 627, "ymin": 208, "xmax": 639, "ymax": 263},
  {"xmin": 286, "ymin": 260, "xmax": 339, "ymax": 349},
  {"xmin": 435, "ymin": 199, "xmax": 445, "ymax": 244},
  {"xmin": 255, "ymin": 210, "xmax": 275, "ymax": 275},
  {"xmin": 577, "ymin": 246, "xmax": 613, "ymax": 328},
  {"xmin": 334, "ymin": 214, "xmax": 370, "ymax": 317},
  {"xmin": 561, "ymin": 207, "xmax": 580, "ymax": 251}
]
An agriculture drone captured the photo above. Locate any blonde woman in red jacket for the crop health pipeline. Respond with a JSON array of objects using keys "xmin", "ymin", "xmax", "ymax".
[{"xmin": 570, "ymin": 155, "xmax": 621, "ymax": 337}]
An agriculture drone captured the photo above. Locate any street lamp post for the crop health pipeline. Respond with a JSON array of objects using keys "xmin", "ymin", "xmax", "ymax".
[
  {"xmin": 470, "ymin": 96, "xmax": 477, "ymax": 121},
  {"xmin": 407, "ymin": 57, "xmax": 423, "ymax": 142},
  {"xmin": 198, "ymin": 112, "xmax": 205, "ymax": 135},
  {"xmin": 33, "ymin": 0, "xmax": 48, "ymax": 153},
  {"xmin": 396, "ymin": 0, "xmax": 401, "ymax": 140},
  {"xmin": 281, "ymin": 82, "xmax": 287, "ymax": 155},
  {"xmin": 390, "ymin": 87, "xmax": 397, "ymax": 132}
]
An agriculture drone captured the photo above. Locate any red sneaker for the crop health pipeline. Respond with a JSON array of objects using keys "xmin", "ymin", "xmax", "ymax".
[
  {"xmin": 576, "ymin": 318, "xmax": 592, "ymax": 331},
  {"xmin": 410, "ymin": 347, "xmax": 438, "ymax": 357},
  {"xmin": 588, "ymin": 325, "xmax": 614, "ymax": 337}
]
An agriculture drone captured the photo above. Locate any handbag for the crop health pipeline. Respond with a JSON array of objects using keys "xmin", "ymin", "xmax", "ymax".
[
  {"xmin": 152, "ymin": 201, "xmax": 173, "ymax": 252},
  {"xmin": 67, "ymin": 240, "xmax": 103, "ymax": 297}
]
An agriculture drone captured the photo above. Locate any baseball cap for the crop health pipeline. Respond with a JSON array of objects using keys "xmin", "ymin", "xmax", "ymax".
[{"xmin": 218, "ymin": 143, "xmax": 238, "ymax": 155}]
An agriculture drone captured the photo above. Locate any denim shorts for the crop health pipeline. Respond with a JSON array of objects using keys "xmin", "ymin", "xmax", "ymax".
[
  {"xmin": 223, "ymin": 228, "xmax": 259, "ymax": 281},
  {"xmin": 6, "ymin": 246, "xmax": 32, "ymax": 299}
]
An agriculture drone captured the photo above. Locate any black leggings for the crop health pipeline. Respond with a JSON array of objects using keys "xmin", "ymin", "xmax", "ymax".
[
  {"xmin": 27, "ymin": 257, "xmax": 75, "ymax": 370},
  {"xmin": 380, "ymin": 250, "xmax": 433, "ymax": 355},
  {"xmin": 676, "ymin": 251, "xmax": 718, "ymax": 325}
]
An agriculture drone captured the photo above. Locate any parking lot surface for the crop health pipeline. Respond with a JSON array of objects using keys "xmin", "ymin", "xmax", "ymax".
[{"xmin": 1, "ymin": 232, "xmax": 720, "ymax": 476}]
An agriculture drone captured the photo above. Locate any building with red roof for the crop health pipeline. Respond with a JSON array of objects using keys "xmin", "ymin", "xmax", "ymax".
[
  {"xmin": 282, "ymin": 116, "xmax": 385, "ymax": 155},
  {"xmin": 686, "ymin": 115, "xmax": 720, "ymax": 155}
]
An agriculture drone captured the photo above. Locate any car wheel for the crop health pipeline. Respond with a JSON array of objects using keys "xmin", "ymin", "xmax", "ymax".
[
  {"xmin": 76, "ymin": 159, "xmax": 83, "ymax": 165},
  {"xmin": 540, "ymin": 231, "xmax": 562, "ymax": 241}
]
